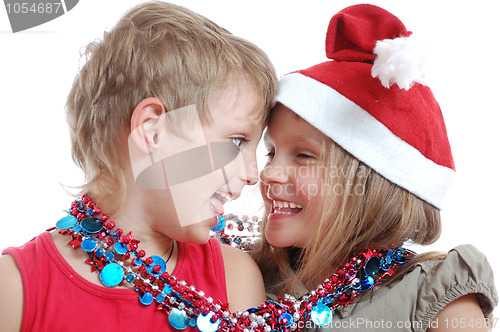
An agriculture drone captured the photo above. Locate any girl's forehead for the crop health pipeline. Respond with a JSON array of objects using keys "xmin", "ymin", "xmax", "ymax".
[{"xmin": 265, "ymin": 110, "xmax": 327, "ymax": 147}]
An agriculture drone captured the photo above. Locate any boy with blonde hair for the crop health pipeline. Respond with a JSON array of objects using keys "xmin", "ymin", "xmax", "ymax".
[{"xmin": 0, "ymin": 2, "xmax": 277, "ymax": 331}]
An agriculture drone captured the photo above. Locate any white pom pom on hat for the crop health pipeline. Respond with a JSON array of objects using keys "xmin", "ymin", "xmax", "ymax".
[
  {"xmin": 274, "ymin": 4, "xmax": 454, "ymax": 209},
  {"xmin": 372, "ymin": 35, "xmax": 429, "ymax": 90}
]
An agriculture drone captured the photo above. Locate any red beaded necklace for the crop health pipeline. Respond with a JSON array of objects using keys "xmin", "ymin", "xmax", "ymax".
[{"xmin": 55, "ymin": 195, "xmax": 414, "ymax": 331}]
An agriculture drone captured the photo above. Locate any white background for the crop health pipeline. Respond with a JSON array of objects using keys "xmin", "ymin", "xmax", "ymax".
[{"xmin": 1, "ymin": 0, "xmax": 499, "ymax": 321}]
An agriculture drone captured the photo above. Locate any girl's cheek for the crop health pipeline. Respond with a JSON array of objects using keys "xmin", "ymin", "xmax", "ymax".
[{"xmin": 296, "ymin": 174, "xmax": 323, "ymax": 203}]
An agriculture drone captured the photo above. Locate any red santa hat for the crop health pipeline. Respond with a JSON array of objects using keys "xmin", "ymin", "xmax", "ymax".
[{"xmin": 274, "ymin": 4, "xmax": 455, "ymax": 209}]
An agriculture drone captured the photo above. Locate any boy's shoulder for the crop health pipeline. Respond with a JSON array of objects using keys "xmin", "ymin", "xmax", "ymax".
[
  {"xmin": 218, "ymin": 242, "xmax": 266, "ymax": 311},
  {"xmin": 0, "ymin": 254, "xmax": 23, "ymax": 331},
  {"xmin": 219, "ymin": 241, "xmax": 264, "ymax": 277}
]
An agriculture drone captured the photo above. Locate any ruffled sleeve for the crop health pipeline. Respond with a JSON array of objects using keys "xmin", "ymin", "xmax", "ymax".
[{"xmin": 415, "ymin": 245, "xmax": 497, "ymax": 331}]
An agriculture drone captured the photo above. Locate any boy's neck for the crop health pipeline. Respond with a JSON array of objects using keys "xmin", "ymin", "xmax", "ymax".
[{"xmin": 91, "ymin": 188, "xmax": 178, "ymax": 265}]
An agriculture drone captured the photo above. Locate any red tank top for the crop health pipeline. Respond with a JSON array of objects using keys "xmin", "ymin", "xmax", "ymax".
[{"xmin": 3, "ymin": 231, "xmax": 227, "ymax": 332}]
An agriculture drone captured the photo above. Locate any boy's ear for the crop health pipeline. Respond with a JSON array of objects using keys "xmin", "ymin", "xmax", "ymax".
[{"xmin": 130, "ymin": 97, "xmax": 166, "ymax": 154}]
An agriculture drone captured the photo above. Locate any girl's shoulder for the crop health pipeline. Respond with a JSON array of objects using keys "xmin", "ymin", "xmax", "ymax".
[
  {"xmin": 413, "ymin": 245, "xmax": 497, "ymax": 324},
  {"xmin": 332, "ymin": 245, "xmax": 497, "ymax": 332}
]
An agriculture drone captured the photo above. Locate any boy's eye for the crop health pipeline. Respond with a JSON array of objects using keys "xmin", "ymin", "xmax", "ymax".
[{"xmin": 231, "ymin": 137, "xmax": 247, "ymax": 150}]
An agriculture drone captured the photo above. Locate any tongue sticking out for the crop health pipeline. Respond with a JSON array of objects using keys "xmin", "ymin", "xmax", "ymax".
[{"xmin": 210, "ymin": 196, "xmax": 224, "ymax": 215}]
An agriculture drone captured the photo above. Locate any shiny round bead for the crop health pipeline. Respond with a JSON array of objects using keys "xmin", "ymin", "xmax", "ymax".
[
  {"xmin": 80, "ymin": 217, "xmax": 103, "ymax": 234},
  {"xmin": 137, "ymin": 250, "xmax": 146, "ymax": 258},
  {"xmin": 56, "ymin": 215, "xmax": 78, "ymax": 230},
  {"xmin": 100, "ymin": 262, "xmax": 124, "ymax": 287},
  {"xmin": 125, "ymin": 273, "xmax": 136, "ymax": 283},
  {"xmin": 101, "ymin": 214, "xmax": 109, "ymax": 221},
  {"xmin": 168, "ymin": 308, "xmax": 190, "ymax": 330},
  {"xmin": 163, "ymin": 285, "xmax": 173, "ymax": 295},
  {"xmin": 156, "ymin": 293, "xmax": 165, "ymax": 303},
  {"xmin": 133, "ymin": 258, "xmax": 142, "ymax": 266},
  {"xmin": 311, "ymin": 302, "xmax": 332, "ymax": 327},
  {"xmin": 95, "ymin": 248, "xmax": 105, "ymax": 257},
  {"xmin": 145, "ymin": 255, "xmax": 166, "ymax": 277},
  {"xmin": 139, "ymin": 292, "xmax": 154, "ymax": 305},
  {"xmin": 113, "ymin": 242, "xmax": 128, "ymax": 255},
  {"xmin": 197, "ymin": 312, "xmax": 220, "ymax": 332},
  {"xmin": 364, "ymin": 256, "xmax": 381, "ymax": 276},
  {"xmin": 105, "ymin": 252, "xmax": 115, "ymax": 261},
  {"xmin": 279, "ymin": 312, "xmax": 293, "ymax": 327},
  {"xmin": 359, "ymin": 276, "xmax": 375, "ymax": 291},
  {"xmin": 81, "ymin": 238, "xmax": 97, "ymax": 252}
]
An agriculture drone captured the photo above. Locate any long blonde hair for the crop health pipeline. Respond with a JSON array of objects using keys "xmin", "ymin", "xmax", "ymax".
[
  {"xmin": 254, "ymin": 139, "xmax": 441, "ymax": 296},
  {"xmin": 66, "ymin": 1, "xmax": 277, "ymax": 213}
]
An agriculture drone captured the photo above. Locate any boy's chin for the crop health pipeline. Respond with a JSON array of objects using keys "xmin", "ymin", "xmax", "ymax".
[{"xmin": 177, "ymin": 219, "xmax": 214, "ymax": 245}]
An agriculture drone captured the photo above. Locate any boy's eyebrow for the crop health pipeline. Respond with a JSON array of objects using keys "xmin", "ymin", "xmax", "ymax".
[{"xmin": 234, "ymin": 117, "xmax": 262, "ymax": 136}]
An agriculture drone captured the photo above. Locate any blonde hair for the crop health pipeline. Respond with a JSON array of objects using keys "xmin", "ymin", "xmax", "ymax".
[
  {"xmin": 254, "ymin": 139, "xmax": 441, "ymax": 295},
  {"xmin": 66, "ymin": 1, "xmax": 277, "ymax": 212}
]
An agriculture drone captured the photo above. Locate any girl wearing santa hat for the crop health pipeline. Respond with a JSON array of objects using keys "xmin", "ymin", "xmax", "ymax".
[{"xmin": 254, "ymin": 4, "xmax": 497, "ymax": 331}]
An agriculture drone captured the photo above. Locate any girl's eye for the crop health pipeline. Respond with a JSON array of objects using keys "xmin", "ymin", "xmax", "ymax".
[
  {"xmin": 231, "ymin": 137, "xmax": 247, "ymax": 150},
  {"xmin": 298, "ymin": 153, "xmax": 313, "ymax": 159},
  {"xmin": 265, "ymin": 150, "xmax": 275, "ymax": 160}
]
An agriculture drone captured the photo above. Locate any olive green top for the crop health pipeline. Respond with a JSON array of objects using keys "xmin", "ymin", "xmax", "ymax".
[{"xmin": 274, "ymin": 245, "xmax": 498, "ymax": 332}]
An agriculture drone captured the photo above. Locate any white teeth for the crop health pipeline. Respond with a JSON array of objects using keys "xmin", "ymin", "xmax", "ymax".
[
  {"xmin": 216, "ymin": 192, "xmax": 232, "ymax": 202},
  {"xmin": 272, "ymin": 200, "xmax": 303, "ymax": 210},
  {"xmin": 273, "ymin": 210, "xmax": 295, "ymax": 215}
]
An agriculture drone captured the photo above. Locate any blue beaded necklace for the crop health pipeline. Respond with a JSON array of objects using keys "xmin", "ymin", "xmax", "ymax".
[{"xmin": 56, "ymin": 195, "xmax": 415, "ymax": 331}]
